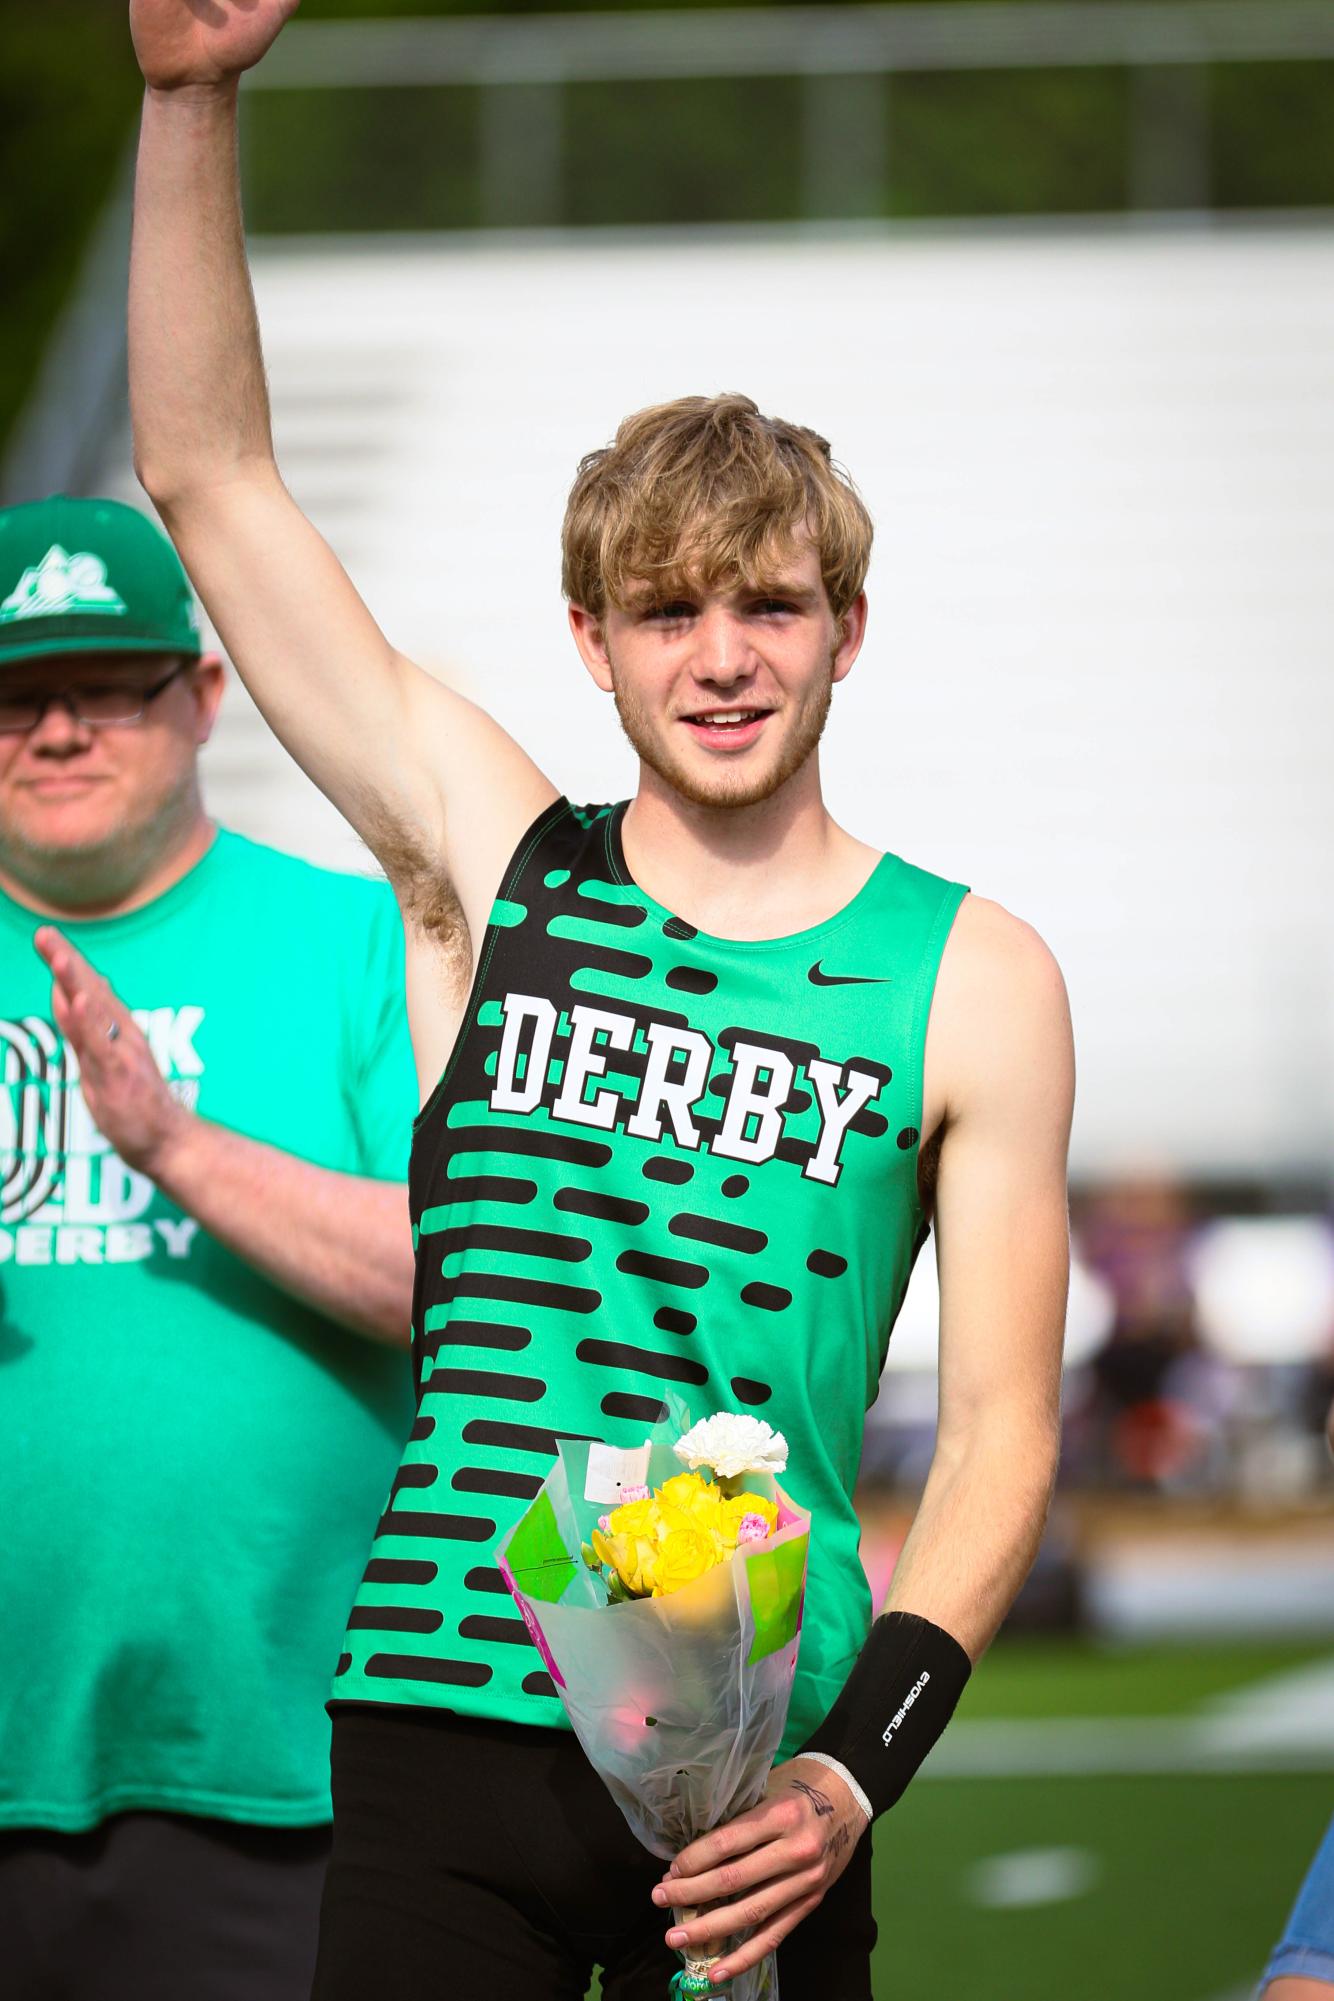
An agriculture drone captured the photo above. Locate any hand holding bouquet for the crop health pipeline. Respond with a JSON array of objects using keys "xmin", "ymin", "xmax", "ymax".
[{"xmin": 498, "ymin": 1409, "xmax": 809, "ymax": 1999}]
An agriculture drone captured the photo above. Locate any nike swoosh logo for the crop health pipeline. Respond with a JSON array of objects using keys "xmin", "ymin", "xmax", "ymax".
[{"xmin": 808, "ymin": 962, "xmax": 889, "ymax": 987}]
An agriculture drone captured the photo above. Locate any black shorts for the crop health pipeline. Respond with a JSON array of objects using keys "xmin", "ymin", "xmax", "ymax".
[
  {"xmin": 313, "ymin": 1706, "xmax": 876, "ymax": 2000},
  {"xmin": 0, "ymin": 1812, "xmax": 331, "ymax": 2001}
]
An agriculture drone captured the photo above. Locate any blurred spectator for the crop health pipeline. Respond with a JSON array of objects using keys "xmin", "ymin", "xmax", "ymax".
[{"xmin": 1077, "ymin": 1177, "xmax": 1213, "ymax": 1489}]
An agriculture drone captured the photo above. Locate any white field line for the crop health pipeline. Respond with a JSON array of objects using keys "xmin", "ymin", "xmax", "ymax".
[
  {"xmin": 922, "ymin": 1656, "xmax": 1334, "ymax": 1779},
  {"xmin": 921, "ymin": 1717, "xmax": 1332, "ymax": 1778}
]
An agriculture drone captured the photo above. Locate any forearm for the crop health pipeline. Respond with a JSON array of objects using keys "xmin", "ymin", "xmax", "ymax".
[
  {"xmin": 131, "ymin": 81, "xmax": 275, "ymax": 501},
  {"xmin": 885, "ymin": 1403, "xmax": 1060, "ymax": 1659},
  {"xmin": 150, "ymin": 1112, "xmax": 413, "ymax": 1344}
]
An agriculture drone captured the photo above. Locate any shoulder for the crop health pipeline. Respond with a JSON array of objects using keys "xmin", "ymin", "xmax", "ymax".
[
  {"xmin": 940, "ymin": 893, "xmax": 1067, "ymax": 1010},
  {"xmin": 929, "ymin": 894, "xmax": 1073, "ymax": 1117}
]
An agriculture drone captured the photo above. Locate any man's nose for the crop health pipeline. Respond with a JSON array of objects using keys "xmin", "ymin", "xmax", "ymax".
[
  {"xmin": 691, "ymin": 608, "xmax": 753, "ymax": 688},
  {"xmin": 27, "ymin": 698, "xmax": 94, "ymax": 755}
]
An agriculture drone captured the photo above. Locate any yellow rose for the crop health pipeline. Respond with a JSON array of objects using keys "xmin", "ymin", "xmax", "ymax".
[
  {"xmin": 657, "ymin": 1471, "xmax": 720, "ymax": 1523},
  {"xmin": 608, "ymin": 1497, "xmax": 658, "ymax": 1540},
  {"xmin": 653, "ymin": 1522, "xmax": 720, "ymax": 1596},
  {"xmin": 628, "ymin": 1536, "xmax": 660, "ymax": 1594},
  {"xmin": 716, "ymin": 1492, "xmax": 778, "ymax": 1549},
  {"xmin": 591, "ymin": 1526, "xmax": 659, "ymax": 1597},
  {"xmin": 590, "ymin": 1525, "xmax": 625, "ymax": 1577},
  {"xmin": 650, "ymin": 1499, "xmax": 701, "ymax": 1543},
  {"xmin": 740, "ymin": 1490, "xmax": 779, "ymax": 1531}
]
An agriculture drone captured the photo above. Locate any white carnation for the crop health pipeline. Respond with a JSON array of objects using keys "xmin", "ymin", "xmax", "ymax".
[{"xmin": 673, "ymin": 1413, "xmax": 789, "ymax": 1481}]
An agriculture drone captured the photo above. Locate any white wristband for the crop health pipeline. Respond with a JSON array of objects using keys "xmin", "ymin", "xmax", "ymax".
[{"xmin": 795, "ymin": 1750, "xmax": 873, "ymax": 1823}]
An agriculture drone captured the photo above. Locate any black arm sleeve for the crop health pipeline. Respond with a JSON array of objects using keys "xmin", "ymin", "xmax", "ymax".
[{"xmin": 798, "ymin": 1610, "xmax": 973, "ymax": 1819}]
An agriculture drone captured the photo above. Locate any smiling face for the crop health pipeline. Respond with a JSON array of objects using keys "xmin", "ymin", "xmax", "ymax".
[
  {"xmin": 0, "ymin": 650, "xmax": 223, "ymax": 908},
  {"xmin": 570, "ymin": 538, "xmax": 866, "ymax": 812}
]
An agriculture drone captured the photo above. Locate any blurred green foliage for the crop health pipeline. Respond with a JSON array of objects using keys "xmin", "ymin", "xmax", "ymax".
[
  {"xmin": 242, "ymin": 86, "xmax": 483, "ymax": 232},
  {"xmin": 1, "ymin": 4, "xmax": 143, "ymax": 466},
  {"xmin": 1213, "ymin": 60, "xmax": 1334, "ymax": 207},
  {"xmin": 889, "ymin": 67, "xmax": 1131, "ymax": 217},
  {"xmin": 5, "ymin": 1, "xmax": 1334, "ymax": 459}
]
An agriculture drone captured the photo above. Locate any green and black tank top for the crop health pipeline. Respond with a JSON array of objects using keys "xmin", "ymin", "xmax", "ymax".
[{"xmin": 335, "ymin": 800, "xmax": 968, "ymax": 1754}]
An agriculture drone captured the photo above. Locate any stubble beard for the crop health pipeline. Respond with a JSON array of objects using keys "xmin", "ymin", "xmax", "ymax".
[
  {"xmin": 611, "ymin": 660, "xmax": 835, "ymax": 812},
  {"xmin": 0, "ymin": 765, "xmax": 199, "ymax": 910}
]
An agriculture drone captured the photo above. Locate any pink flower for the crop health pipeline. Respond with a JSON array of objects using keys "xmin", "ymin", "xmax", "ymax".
[{"xmin": 736, "ymin": 1514, "xmax": 770, "ymax": 1544}]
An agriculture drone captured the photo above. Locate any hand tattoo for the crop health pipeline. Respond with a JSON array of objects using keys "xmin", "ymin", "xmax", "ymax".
[
  {"xmin": 823, "ymin": 1822, "xmax": 854, "ymax": 1864},
  {"xmin": 790, "ymin": 1779, "xmax": 835, "ymax": 1818}
]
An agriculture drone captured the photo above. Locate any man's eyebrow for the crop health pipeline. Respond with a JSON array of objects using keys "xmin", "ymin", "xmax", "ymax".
[
  {"xmin": 743, "ymin": 579, "xmax": 822, "ymax": 604},
  {"xmin": 617, "ymin": 577, "xmax": 822, "ymax": 610},
  {"xmin": 45, "ymin": 656, "xmax": 176, "ymax": 677},
  {"xmin": 621, "ymin": 582, "xmax": 696, "ymax": 609}
]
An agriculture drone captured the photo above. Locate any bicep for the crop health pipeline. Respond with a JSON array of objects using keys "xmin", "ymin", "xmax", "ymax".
[
  {"xmin": 927, "ymin": 904, "xmax": 1075, "ymax": 1440},
  {"xmin": 159, "ymin": 474, "xmax": 557, "ymax": 912}
]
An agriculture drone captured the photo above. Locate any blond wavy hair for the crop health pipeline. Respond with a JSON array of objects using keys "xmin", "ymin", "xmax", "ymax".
[{"xmin": 561, "ymin": 393, "xmax": 873, "ymax": 622}]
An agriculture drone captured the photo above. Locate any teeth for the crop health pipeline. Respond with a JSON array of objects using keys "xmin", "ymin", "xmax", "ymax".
[{"xmin": 695, "ymin": 711, "xmax": 756, "ymax": 725}]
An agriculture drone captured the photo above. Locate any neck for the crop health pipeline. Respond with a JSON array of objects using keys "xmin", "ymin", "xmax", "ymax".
[
  {"xmin": 0, "ymin": 809, "xmax": 216, "ymax": 921},
  {"xmin": 622, "ymin": 758, "xmax": 877, "ymax": 941}
]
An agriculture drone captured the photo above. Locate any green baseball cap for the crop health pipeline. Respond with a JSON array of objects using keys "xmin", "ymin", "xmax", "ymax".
[{"xmin": 0, "ymin": 494, "xmax": 202, "ymax": 668}]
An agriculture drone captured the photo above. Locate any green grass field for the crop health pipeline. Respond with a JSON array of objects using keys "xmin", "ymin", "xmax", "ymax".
[
  {"xmin": 593, "ymin": 1638, "xmax": 1334, "ymax": 2000},
  {"xmin": 876, "ymin": 1768, "xmax": 1327, "ymax": 1999},
  {"xmin": 874, "ymin": 1637, "xmax": 1332, "ymax": 1999}
]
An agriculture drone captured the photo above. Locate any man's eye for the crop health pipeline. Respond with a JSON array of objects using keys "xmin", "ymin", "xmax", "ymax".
[
  {"xmin": 754, "ymin": 599, "xmax": 796, "ymax": 616},
  {"xmin": 645, "ymin": 602, "xmax": 695, "ymax": 621}
]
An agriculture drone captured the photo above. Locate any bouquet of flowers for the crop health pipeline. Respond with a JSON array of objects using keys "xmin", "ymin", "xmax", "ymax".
[{"xmin": 496, "ymin": 1406, "xmax": 810, "ymax": 2000}]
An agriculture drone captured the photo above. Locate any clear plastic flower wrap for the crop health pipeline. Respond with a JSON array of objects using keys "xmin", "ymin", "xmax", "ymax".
[{"xmin": 496, "ymin": 1405, "xmax": 810, "ymax": 2001}]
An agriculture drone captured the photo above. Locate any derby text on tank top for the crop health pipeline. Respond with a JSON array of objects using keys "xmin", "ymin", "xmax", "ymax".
[{"xmin": 335, "ymin": 800, "xmax": 968, "ymax": 1753}]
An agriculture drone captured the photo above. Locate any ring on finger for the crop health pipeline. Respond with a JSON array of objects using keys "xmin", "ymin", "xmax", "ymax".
[{"xmin": 105, "ymin": 1021, "xmax": 121, "ymax": 1043}]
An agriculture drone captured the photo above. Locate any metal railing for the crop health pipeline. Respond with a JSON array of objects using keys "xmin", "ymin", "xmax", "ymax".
[
  {"xmin": 6, "ymin": 1, "xmax": 1333, "ymax": 501},
  {"xmin": 246, "ymin": 1, "xmax": 1334, "ymax": 223},
  {"xmin": 251, "ymin": 3, "xmax": 1334, "ymax": 85}
]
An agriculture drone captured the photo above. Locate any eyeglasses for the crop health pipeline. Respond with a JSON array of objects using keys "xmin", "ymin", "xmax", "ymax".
[{"xmin": 0, "ymin": 661, "xmax": 191, "ymax": 736}]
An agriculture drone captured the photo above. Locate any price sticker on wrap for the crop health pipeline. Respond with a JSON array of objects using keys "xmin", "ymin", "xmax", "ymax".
[{"xmin": 584, "ymin": 1440, "xmax": 652, "ymax": 1506}]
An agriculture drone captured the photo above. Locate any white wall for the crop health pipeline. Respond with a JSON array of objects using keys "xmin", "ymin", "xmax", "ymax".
[{"xmin": 96, "ymin": 221, "xmax": 1334, "ymax": 1181}]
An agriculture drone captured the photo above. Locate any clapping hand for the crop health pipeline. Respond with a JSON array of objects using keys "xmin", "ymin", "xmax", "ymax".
[{"xmin": 35, "ymin": 927, "xmax": 186, "ymax": 1178}]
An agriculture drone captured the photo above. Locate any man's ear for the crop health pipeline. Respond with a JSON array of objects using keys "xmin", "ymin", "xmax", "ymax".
[
  {"xmin": 832, "ymin": 592, "xmax": 868, "ymax": 686},
  {"xmin": 190, "ymin": 653, "xmax": 226, "ymax": 745},
  {"xmin": 568, "ymin": 604, "xmax": 615, "ymax": 694}
]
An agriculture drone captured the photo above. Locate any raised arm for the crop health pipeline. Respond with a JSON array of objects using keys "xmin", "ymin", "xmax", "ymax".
[{"xmin": 127, "ymin": 1, "xmax": 557, "ymax": 946}]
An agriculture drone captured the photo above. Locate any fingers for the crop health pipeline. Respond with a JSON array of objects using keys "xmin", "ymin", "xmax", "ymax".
[
  {"xmin": 708, "ymin": 1887, "xmax": 824, "ymax": 1986},
  {"xmin": 34, "ymin": 926, "xmax": 99, "ymax": 1006},
  {"xmin": 35, "ymin": 927, "xmax": 130, "ymax": 1063},
  {"xmin": 672, "ymin": 1792, "xmax": 799, "ymax": 1883},
  {"xmin": 33, "ymin": 924, "xmax": 69, "ymax": 980},
  {"xmin": 659, "ymin": 1832, "xmax": 809, "ymax": 1915},
  {"xmin": 662, "ymin": 1800, "xmax": 831, "ymax": 1957},
  {"xmin": 663, "ymin": 1794, "xmax": 808, "ymax": 1909},
  {"xmin": 666, "ymin": 1857, "xmax": 826, "ymax": 1954}
]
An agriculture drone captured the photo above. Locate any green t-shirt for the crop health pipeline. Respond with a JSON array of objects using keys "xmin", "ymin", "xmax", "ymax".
[{"xmin": 0, "ymin": 828, "xmax": 415, "ymax": 1832}]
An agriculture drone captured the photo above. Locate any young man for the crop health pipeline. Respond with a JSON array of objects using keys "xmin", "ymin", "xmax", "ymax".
[
  {"xmin": 127, "ymin": 4, "xmax": 1074, "ymax": 1994},
  {"xmin": 0, "ymin": 493, "xmax": 417, "ymax": 2000}
]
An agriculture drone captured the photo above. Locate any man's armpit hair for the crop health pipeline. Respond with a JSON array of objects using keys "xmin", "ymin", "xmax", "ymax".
[{"xmin": 361, "ymin": 808, "xmax": 469, "ymax": 963}]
